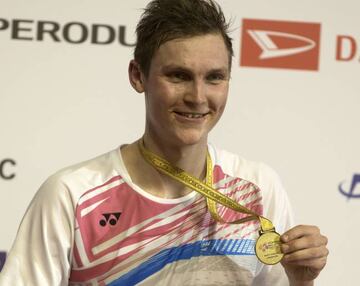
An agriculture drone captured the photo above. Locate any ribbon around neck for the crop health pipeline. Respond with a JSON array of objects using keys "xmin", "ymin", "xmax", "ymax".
[{"xmin": 138, "ymin": 139, "xmax": 275, "ymax": 233}]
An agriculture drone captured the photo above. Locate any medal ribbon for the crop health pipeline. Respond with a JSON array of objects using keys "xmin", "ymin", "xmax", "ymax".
[{"xmin": 138, "ymin": 140, "xmax": 275, "ymax": 233}]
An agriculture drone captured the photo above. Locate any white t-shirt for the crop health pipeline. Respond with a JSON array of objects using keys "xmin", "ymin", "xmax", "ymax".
[{"xmin": 0, "ymin": 144, "xmax": 294, "ymax": 285}]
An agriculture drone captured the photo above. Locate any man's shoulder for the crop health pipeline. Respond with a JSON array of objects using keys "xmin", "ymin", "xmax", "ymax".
[
  {"xmin": 39, "ymin": 147, "xmax": 123, "ymax": 200},
  {"xmin": 209, "ymin": 144, "xmax": 281, "ymax": 190},
  {"xmin": 53, "ymin": 148, "xmax": 118, "ymax": 178}
]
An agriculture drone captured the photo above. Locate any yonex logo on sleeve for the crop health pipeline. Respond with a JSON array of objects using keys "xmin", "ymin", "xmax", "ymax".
[
  {"xmin": 240, "ymin": 19, "xmax": 321, "ymax": 71},
  {"xmin": 99, "ymin": 212, "xmax": 122, "ymax": 227}
]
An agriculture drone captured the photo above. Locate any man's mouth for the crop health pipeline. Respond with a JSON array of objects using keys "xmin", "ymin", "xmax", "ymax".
[{"xmin": 174, "ymin": 111, "xmax": 208, "ymax": 119}]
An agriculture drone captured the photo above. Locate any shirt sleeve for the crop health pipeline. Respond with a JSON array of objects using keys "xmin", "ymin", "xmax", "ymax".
[{"xmin": 0, "ymin": 174, "xmax": 75, "ymax": 286}]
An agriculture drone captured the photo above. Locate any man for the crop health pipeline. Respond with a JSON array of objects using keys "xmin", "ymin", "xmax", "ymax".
[{"xmin": 0, "ymin": 0, "xmax": 328, "ymax": 285}]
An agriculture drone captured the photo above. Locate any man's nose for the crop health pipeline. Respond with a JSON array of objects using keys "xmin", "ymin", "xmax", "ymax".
[{"xmin": 184, "ymin": 79, "xmax": 207, "ymax": 105}]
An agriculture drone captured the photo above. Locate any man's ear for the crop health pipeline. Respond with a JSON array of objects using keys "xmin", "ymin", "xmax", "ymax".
[{"xmin": 128, "ymin": 60, "xmax": 145, "ymax": 93}]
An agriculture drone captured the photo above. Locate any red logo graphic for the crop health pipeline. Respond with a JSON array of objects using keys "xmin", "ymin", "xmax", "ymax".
[
  {"xmin": 336, "ymin": 35, "xmax": 360, "ymax": 62},
  {"xmin": 240, "ymin": 19, "xmax": 321, "ymax": 71}
]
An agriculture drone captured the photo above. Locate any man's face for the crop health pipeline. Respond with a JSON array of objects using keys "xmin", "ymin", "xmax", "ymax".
[{"xmin": 140, "ymin": 33, "xmax": 230, "ymax": 147}]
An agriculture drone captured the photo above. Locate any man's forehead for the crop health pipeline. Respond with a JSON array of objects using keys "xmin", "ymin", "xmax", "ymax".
[
  {"xmin": 157, "ymin": 33, "xmax": 227, "ymax": 51},
  {"xmin": 151, "ymin": 34, "xmax": 230, "ymax": 68}
]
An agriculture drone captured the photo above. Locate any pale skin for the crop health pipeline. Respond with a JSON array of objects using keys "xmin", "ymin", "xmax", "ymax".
[{"xmin": 122, "ymin": 33, "xmax": 328, "ymax": 285}]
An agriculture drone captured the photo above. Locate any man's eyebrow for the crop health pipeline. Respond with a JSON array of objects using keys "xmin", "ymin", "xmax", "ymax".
[
  {"xmin": 161, "ymin": 65, "xmax": 229, "ymax": 74},
  {"xmin": 207, "ymin": 68, "xmax": 229, "ymax": 74},
  {"xmin": 161, "ymin": 65, "xmax": 191, "ymax": 72}
]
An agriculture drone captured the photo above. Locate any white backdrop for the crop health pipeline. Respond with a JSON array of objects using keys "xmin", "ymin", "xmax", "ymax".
[{"xmin": 1, "ymin": 0, "xmax": 359, "ymax": 285}]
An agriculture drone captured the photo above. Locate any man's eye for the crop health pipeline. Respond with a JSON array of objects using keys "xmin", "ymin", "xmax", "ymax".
[
  {"xmin": 207, "ymin": 73, "xmax": 225, "ymax": 83},
  {"xmin": 168, "ymin": 72, "xmax": 190, "ymax": 81}
]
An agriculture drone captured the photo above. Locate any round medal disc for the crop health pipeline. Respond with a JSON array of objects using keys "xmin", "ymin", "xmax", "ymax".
[{"xmin": 255, "ymin": 231, "xmax": 283, "ymax": 265}]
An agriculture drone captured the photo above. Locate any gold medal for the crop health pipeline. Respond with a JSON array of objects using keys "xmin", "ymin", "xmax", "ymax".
[{"xmin": 255, "ymin": 231, "xmax": 283, "ymax": 265}]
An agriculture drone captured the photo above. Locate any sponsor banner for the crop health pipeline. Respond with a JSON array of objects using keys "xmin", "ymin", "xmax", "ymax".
[
  {"xmin": 240, "ymin": 19, "xmax": 321, "ymax": 71},
  {"xmin": 0, "ymin": 18, "xmax": 135, "ymax": 46}
]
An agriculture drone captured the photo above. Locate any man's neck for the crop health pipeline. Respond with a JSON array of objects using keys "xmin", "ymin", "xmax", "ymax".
[
  {"xmin": 121, "ymin": 137, "xmax": 208, "ymax": 199},
  {"xmin": 142, "ymin": 134, "xmax": 208, "ymax": 177}
]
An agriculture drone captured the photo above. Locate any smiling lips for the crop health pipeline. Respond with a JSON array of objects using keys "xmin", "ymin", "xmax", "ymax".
[{"xmin": 174, "ymin": 111, "xmax": 209, "ymax": 119}]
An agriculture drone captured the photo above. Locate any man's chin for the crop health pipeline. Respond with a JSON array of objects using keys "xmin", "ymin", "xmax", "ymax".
[{"xmin": 173, "ymin": 131, "xmax": 208, "ymax": 147}]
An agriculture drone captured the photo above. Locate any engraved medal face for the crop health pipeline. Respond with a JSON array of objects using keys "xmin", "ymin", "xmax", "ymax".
[{"xmin": 255, "ymin": 231, "xmax": 284, "ymax": 265}]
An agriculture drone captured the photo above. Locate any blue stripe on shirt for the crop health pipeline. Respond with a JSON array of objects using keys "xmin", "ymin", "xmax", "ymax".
[{"xmin": 108, "ymin": 239, "xmax": 255, "ymax": 286}]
